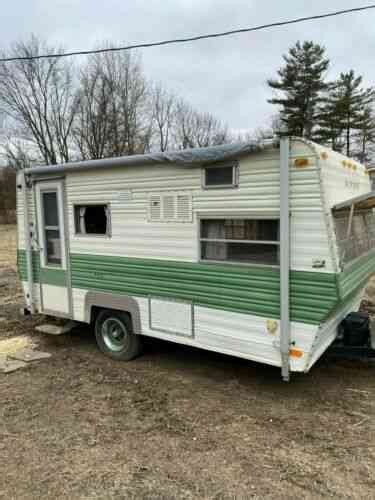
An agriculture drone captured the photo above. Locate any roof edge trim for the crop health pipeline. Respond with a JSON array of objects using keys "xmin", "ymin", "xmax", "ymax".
[{"xmin": 24, "ymin": 141, "xmax": 272, "ymax": 176}]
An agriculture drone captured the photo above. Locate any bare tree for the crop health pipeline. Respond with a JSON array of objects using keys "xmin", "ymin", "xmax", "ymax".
[
  {"xmin": 173, "ymin": 100, "xmax": 195, "ymax": 149},
  {"xmin": 0, "ymin": 36, "xmax": 233, "ymax": 164},
  {"xmin": 193, "ymin": 111, "xmax": 228, "ymax": 147},
  {"xmin": 0, "ymin": 167, "xmax": 16, "ymax": 223},
  {"xmin": 0, "ymin": 36, "xmax": 77, "ymax": 165},
  {"xmin": 3, "ymin": 130, "xmax": 42, "ymax": 170},
  {"xmin": 74, "ymin": 48, "xmax": 152, "ymax": 159},
  {"xmin": 173, "ymin": 99, "xmax": 229, "ymax": 149},
  {"xmin": 151, "ymin": 84, "xmax": 175, "ymax": 152},
  {"xmin": 73, "ymin": 60, "xmax": 112, "ymax": 160}
]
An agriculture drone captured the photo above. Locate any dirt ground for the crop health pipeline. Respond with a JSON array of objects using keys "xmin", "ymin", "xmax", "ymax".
[{"xmin": 1, "ymin": 225, "xmax": 375, "ymax": 499}]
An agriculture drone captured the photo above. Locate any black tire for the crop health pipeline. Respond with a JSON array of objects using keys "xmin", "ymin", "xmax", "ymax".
[{"xmin": 94, "ymin": 309, "xmax": 142, "ymax": 361}]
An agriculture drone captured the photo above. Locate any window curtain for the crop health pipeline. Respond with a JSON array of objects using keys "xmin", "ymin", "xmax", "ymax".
[
  {"xmin": 80, "ymin": 207, "xmax": 86, "ymax": 234},
  {"xmin": 205, "ymin": 221, "xmax": 227, "ymax": 260}
]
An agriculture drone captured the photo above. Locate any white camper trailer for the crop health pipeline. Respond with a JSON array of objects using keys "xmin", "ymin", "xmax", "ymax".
[{"xmin": 16, "ymin": 138, "xmax": 375, "ymax": 380}]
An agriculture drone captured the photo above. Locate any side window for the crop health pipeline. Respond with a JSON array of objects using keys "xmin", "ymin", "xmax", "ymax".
[
  {"xmin": 74, "ymin": 204, "xmax": 110, "ymax": 236},
  {"xmin": 334, "ymin": 209, "xmax": 375, "ymax": 265},
  {"xmin": 203, "ymin": 163, "xmax": 238, "ymax": 188},
  {"xmin": 200, "ymin": 218, "xmax": 280, "ymax": 265}
]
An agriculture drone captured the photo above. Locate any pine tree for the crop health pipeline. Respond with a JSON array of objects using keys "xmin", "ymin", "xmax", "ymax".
[
  {"xmin": 314, "ymin": 84, "xmax": 343, "ymax": 152},
  {"xmin": 317, "ymin": 71, "xmax": 375, "ymax": 158},
  {"xmin": 354, "ymin": 105, "xmax": 375, "ymax": 163},
  {"xmin": 267, "ymin": 41, "xmax": 329, "ymax": 139}
]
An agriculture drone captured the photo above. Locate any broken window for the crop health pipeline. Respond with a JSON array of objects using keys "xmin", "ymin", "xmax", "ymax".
[{"xmin": 74, "ymin": 205, "xmax": 110, "ymax": 235}]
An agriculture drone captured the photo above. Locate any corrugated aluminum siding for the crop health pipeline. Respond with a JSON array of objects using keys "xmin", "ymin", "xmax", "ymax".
[
  {"xmin": 17, "ymin": 249, "xmax": 338, "ymax": 325},
  {"xmin": 17, "ymin": 250, "xmax": 66, "ymax": 286},
  {"xmin": 17, "ymin": 250, "xmax": 40, "ymax": 282},
  {"xmin": 136, "ymin": 298, "xmax": 318, "ymax": 371},
  {"xmin": 69, "ymin": 253, "xmax": 338, "ymax": 325},
  {"xmin": 337, "ymin": 249, "xmax": 375, "ymax": 301},
  {"xmin": 65, "ymin": 142, "xmax": 334, "ymax": 273},
  {"xmin": 316, "ymin": 143, "xmax": 374, "ymax": 303},
  {"xmin": 316, "ymin": 143, "xmax": 371, "ymax": 210},
  {"xmin": 16, "ymin": 184, "xmax": 35, "ymax": 250}
]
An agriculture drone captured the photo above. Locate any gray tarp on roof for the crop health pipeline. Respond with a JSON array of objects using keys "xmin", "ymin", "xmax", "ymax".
[{"xmin": 24, "ymin": 141, "xmax": 265, "ymax": 176}]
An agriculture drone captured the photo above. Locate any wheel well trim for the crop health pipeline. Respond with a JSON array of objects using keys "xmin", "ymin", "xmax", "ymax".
[{"xmin": 85, "ymin": 291, "xmax": 142, "ymax": 334}]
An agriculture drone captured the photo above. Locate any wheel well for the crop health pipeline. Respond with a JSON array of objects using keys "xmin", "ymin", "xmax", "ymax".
[
  {"xmin": 90, "ymin": 305, "xmax": 100, "ymax": 325},
  {"xmin": 90, "ymin": 306, "xmax": 132, "ymax": 326}
]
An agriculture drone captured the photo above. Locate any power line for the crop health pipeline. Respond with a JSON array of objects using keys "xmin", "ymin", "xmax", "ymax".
[{"xmin": 0, "ymin": 5, "xmax": 374, "ymax": 63}]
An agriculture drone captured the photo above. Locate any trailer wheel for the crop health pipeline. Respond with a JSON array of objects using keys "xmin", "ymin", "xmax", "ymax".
[{"xmin": 94, "ymin": 309, "xmax": 142, "ymax": 361}]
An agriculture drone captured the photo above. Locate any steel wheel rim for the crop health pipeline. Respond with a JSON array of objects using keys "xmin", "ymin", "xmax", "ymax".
[{"xmin": 102, "ymin": 318, "xmax": 128, "ymax": 352}]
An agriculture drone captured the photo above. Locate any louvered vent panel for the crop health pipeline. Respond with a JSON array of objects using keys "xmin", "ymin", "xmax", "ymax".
[
  {"xmin": 117, "ymin": 190, "xmax": 132, "ymax": 202},
  {"xmin": 149, "ymin": 195, "xmax": 161, "ymax": 220},
  {"xmin": 148, "ymin": 192, "xmax": 192, "ymax": 222},
  {"xmin": 162, "ymin": 195, "xmax": 175, "ymax": 220},
  {"xmin": 176, "ymin": 194, "xmax": 192, "ymax": 221}
]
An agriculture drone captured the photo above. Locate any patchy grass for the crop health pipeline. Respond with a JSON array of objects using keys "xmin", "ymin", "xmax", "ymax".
[
  {"xmin": 0, "ymin": 224, "xmax": 17, "ymax": 270},
  {"xmin": 1, "ymin": 225, "xmax": 375, "ymax": 499}
]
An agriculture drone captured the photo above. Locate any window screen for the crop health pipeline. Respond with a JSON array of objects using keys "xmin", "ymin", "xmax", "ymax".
[
  {"xmin": 74, "ymin": 205, "xmax": 109, "ymax": 235},
  {"xmin": 204, "ymin": 164, "xmax": 237, "ymax": 188},
  {"xmin": 334, "ymin": 209, "xmax": 375, "ymax": 265},
  {"xmin": 43, "ymin": 192, "xmax": 59, "ymax": 227},
  {"xmin": 200, "ymin": 219, "xmax": 280, "ymax": 265}
]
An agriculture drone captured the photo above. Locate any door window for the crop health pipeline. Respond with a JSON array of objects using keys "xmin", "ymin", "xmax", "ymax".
[{"xmin": 41, "ymin": 191, "xmax": 62, "ymax": 266}]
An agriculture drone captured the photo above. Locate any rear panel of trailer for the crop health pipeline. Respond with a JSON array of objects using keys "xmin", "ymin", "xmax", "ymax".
[{"xmin": 305, "ymin": 145, "xmax": 375, "ymax": 369}]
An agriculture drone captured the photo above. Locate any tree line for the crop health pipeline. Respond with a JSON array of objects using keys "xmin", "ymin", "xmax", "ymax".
[
  {"xmin": 268, "ymin": 40, "xmax": 375, "ymax": 162},
  {"xmin": 0, "ymin": 36, "xmax": 229, "ymax": 168},
  {"xmin": 0, "ymin": 167, "xmax": 16, "ymax": 222},
  {"xmin": 0, "ymin": 36, "xmax": 374, "ymax": 169}
]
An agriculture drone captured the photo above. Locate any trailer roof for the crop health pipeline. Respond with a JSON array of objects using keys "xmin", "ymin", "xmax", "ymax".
[
  {"xmin": 332, "ymin": 191, "xmax": 375, "ymax": 212},
  {"xmin": 24, "ymin": 141, "xmax": 268, "ymax": 176}
]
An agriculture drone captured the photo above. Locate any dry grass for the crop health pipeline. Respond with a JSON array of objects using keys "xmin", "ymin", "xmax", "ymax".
[
  {"xmin": 0, "ymin": 224, "xmax": 17, "ymax": 270},
  {"xmin": 0, "ymin": 335, "xmax": 32, "ymax": 355},
  {"xmin": 1, "ymin": 225, "xmax": 375, "ymax": 498}
]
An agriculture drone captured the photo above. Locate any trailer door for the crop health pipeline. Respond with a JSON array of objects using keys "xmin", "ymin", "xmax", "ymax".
[{"xmin": 35, "ymin": 180, "xmax": 71, "ymax": 316}]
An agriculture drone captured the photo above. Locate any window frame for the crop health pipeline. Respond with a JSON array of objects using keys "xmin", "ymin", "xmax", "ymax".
[
  {"xmin": 73, "ymin": 202, "xmax": 112, "ymax": 238},
  {"xmin": 35, "ymin": 180, "xmax": 68, "ymax": 271},
  {"xmin": 333, "ymin": 207, "xmax": 375, "ymax": 269},
  {"xmin": 202, "ymin": 161, "xmax": 239, "ymax": 190},
  {"xmin": 41, "ymin": 189, "xmax": 63, "ymax": 268},
  {"xmin": 197, "ymin": 214, "xmax": 280, "ymax": 268}
]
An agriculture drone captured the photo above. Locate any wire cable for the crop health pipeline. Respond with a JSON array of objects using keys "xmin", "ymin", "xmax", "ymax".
[{"xmin": 0, "ymin": 5, "xmax": 374, "ymax": 62}]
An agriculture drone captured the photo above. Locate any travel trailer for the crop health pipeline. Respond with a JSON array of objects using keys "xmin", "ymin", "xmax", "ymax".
[{"xmin": 16, "ymin": 138, "xmax": 375, "ymax": 380}]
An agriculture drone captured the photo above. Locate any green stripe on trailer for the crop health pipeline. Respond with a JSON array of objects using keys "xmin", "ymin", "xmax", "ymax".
[
  {"xmin": 337, "ymin": 249, "xmax": 375, "ymax": 301},
  {"xmin": 17, "ymin": 250, "xmax": 66, "ymax": 286},
  {"xmin": 39, "ymin": 268, "xmax": 67, "ymax": 287},
  {"xmin": 18, "ymin": 250, "xmax": 374, "ymax": 325},
  {"xmin": 17, "ymin": 250, "xmax": 40, "ymax": 283},
  {"xmin": 70, "ymin": 253, "xmax": 338, "ymax": 325}
]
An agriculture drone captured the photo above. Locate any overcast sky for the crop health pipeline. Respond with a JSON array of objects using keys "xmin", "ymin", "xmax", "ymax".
[{"xmin": 1, "ymin": 1, "xmax": 374, "ymax": 133}]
